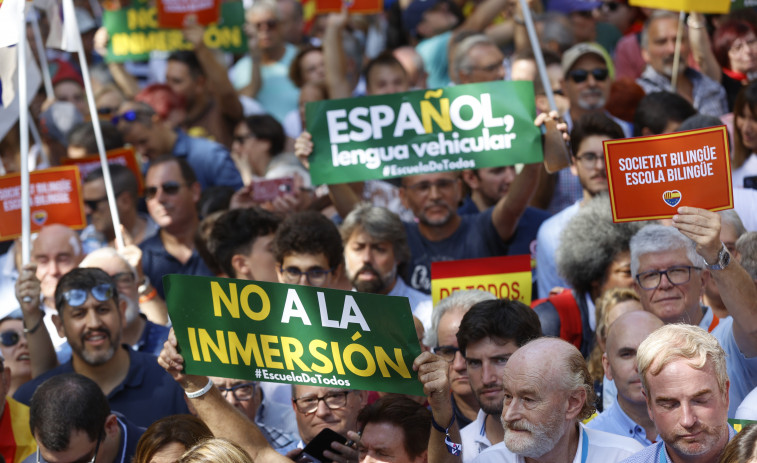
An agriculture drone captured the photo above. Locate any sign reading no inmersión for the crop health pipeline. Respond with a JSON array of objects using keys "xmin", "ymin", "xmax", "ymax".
[
  {"xmin": 165, "ymin": 274, "xmax": 424, "ymax": 395},
  {"xmin": 306, "ymin": 81, "xmax": 543, "ymax": 184}
]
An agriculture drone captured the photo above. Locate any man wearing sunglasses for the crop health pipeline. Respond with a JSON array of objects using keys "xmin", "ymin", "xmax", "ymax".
[
  {"xmin": 139, "ymin": 156, "xmax": 214, "ymax": 299},
  {"xmin": 630, "ymin": 211, "xmax": 757, "ymax": 417},
  {"xmin": 25, "ymin": 373, "xmax": 144, "ymax": 463},
  {"xmin": 636, "ymin": 10, "xmax": 727, "ymax": 117},
  {"xmin": 14, "ymin": 268, "xmax": 189, "ymax": 427}
]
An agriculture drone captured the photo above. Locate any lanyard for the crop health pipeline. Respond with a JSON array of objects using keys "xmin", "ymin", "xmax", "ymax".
[{"xmin": 580, "ymin": 428, "xmax": 589, "ymax": 463}]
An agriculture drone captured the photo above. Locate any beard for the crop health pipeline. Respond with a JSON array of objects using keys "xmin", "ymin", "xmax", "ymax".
[
  {"xmin": 418, "ymin": 201, "xmax": 453, "ymax": 227},
  {"xmin": 349, "ymin": 264, "xmax": 395, "ymax": 294},
  {"xmin": 501, "ymin": 407, "xmax": 566, "ymax": 458},
  {"xmin": 576, "ymin": 88, "xmax": 607, "ymax": 110},
  {"xmin": 73, "ymin": 326, "xmax": 120, "ymax": 366}
]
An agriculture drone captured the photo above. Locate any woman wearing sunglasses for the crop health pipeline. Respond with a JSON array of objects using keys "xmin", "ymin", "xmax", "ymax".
[{"xmin": 0, "ymin": 317, "xmax": 31, "ymax": 397}]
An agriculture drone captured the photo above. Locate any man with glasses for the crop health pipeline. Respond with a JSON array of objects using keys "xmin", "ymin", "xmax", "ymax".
[
  {"xmin": 536, "ymin": 113, "xmax": 625, "ymax": 297},
  {"xmin": 115, "ymin": 102, "xmax": 243, "ymax": 191},
  {"xmin": 80, "ymin": 248, "xmax": 169, "ymax": 355},
  {"xmin": 24, "ymin": 373, "xmax": 144, "ymax": 463},
  {"xmin": 272, "ymin": 211, "xmax": 345, "ymax": 290},
  {"xmin": 636, "ymin": 10, "xmax": 728, "ymax": 117},
  {"xmin": 210, "ymin": 377, "xmax": 298, "ymax": 451},
  {"xmin": 14, "ymin": 268, "xmax": 189, "ymax": 427},
  {"xmin": 630, "ymin": 214, "xmax": 757, "ymax": 416},
  {"xmin": 139, "ymin": 156, "xmax": 214, "ymax": 299}
]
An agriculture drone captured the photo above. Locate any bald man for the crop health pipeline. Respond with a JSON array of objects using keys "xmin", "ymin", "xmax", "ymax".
[
  {"xmin": 587, "ymin": 311, "xmax": 664, "ymax": 446},
  {"xmin": 473, "ymin": 338, "xmax": 643, "ymax": 463}
]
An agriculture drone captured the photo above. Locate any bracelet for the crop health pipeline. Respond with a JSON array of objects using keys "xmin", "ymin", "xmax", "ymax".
[
  {"xmin": 139, "ymin": 287, "xmax": 158, "ymax": 303},
  {"xmin": 23, "ymin": 313, "xmax": 44, "ymax": 334},
  {"xmin": 185, "ymin": 378, "xmax": 214, "ymax": 398},
  {"xmin": 431, "ymin": 414, "xmax": 461, "ymax": 456}
]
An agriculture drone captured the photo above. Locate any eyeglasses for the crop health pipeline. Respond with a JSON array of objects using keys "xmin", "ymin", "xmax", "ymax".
[
  {"xmin": 111, "ymin": 272, "xmax": 135, "ymax": 287},
  {"xmin": 83, "ymin": 196, "xmax": 107, "ymax": 211},
  {"xmin": 279, "ymin": 266, "xmax": 333, "ymax": 287},
  {"xmin": 573, "ymin": 151, "xmax": 605, "ymax": 168},
  {"xmin": 635, "ymin": 265, "xmax": 701, "ymax": 290},
  {"xmin": 293, "ymin": 391, "xmax": 352, "ymax": 415},
  {"xmin": 145, "ymin": 181, "xmax": 185, "ymax": 200},
  {"xmin": 252, "ymin": 19, "xmax": 278, "ymax": 30},
  {"xmin": 404, "ymin": 178, "xmax": 457, "ymax": 194},
  {"xmin": 218, "ymin": 382, "xmax": 257, "ymax": 401},
  {"xmin": 37, "ymin": 430, "xmax": 102, "ymax": 463},
  {"xmin": 232, "ymin": 134, "xmax": 253, "ymax": 145},
  {"xmin": 111, "ymin": 110, "xmax": 138, "ymax": 125},
  {"xmin": 470, "ymin": 62, "xmax": 503, "ymax": 73},
  {"xmin": 600, "ymin": 2, "xmax": 622, "ymax": 13},
  {"xmin": 0, "ymin": 330, "xmax": 22, "ymax": 347},
  {"xmin": 62, "ymin": 283, "xmax": 114, "ymax": 308},
  {"xmin": 568, "ymin": 68, "xmax": 609, "ymax": 83},
  {"xmin": 432, "ymin": 345, "xmax": 461, "ymax": 363},
  {"xmin": 97, "ymin": 106, "xmax": 118, "ymax": 116}
]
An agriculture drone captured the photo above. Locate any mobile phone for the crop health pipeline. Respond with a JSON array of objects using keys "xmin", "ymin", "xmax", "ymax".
[
  {"xmin": 297, "ymin": 428, "xmax": 348, "ymax": 463},
  {"xmin": 744, "ymin": 175, "xmax": 757, "ymax": 190},
  {"xmin": 252, "ymin": 177, "xmax": 294, "ymax": 203}
]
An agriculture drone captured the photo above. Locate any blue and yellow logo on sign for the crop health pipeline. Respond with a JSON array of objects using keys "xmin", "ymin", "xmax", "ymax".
[{"xmin": 663, "ymin": 190, "xmax": 682, "ymax": 207}]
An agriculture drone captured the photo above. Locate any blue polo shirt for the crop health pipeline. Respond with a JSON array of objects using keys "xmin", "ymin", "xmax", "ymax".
[
  {"xmin": 159, "ymin": 130, "xmax": 243, "ymax": 191},
  {"xmin": 139, "ymin": 232, "xmax": 214, "ymax": 299},
  {"xmin": 14, "ymin": 347, "xmax": 190, "ymax": 428},
  {"xmin": 131, "ymin": 316, "xmax": 170, "ymax": 356}
]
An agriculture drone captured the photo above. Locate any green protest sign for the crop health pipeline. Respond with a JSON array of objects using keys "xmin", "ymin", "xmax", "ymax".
[
  {"xmin": 164, "ymin": 274, "xmax": 425, "ymax": 395},
  {"xmin": 305, "ymin": 81, "xmax": 543, "ymax": 185},
  {"xmin": 103, "ymin": 0, "xmax": 247, "ymax": 63},
  {"xmin": 732, "ymin": 0, "xmax": 757, "ymax": 9},
  {"xmin": 729, "ymin": 418, "xmax": 757, "ymax": 432}
]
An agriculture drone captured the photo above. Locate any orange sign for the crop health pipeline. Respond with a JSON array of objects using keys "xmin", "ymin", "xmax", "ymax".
[
  {"xmin": 156, "ymin": 0, "xmax": 221, "ymax": 28},
  {"xmin": 315, "ymin": 0, "xmax": 383, "ymax": 14},
  {"xmin": 0, "ymin": 166, "xmax": 86, "ymax": 240},
  {"xmin": 61, "ymin": 147, "xmax": 144, "ymax": 195},
  {"xmin": 431, "ymin": 255, "xmax": 532, "ymax": 306},
  {"xmin": 604, "ymin": 126, "xmax": 733, "ymax": 223}
]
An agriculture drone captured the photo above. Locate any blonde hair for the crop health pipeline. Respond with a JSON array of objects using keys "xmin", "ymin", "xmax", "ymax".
[
  {"xmin": 637, "ymin": 324, "xmax": 728, "ymax": 397},
  {"xmin": 179, "ymin": 438, "xmax": 253, "ymax": 463}
]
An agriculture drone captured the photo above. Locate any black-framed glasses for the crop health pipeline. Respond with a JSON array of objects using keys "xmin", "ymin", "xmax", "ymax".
[
  {"xmin": 404, "ymin": 178, "xmax": 457, "ymax": 194},
  {"xmin": 252, "ymin": 19, "xmax": 278, "ymax": 30},
  {"xmin": 568, "ymin": 68, "xmax": 609, "ymax": 83},
  {"xmin": 217, "ymin": 382, "xmax": 257, "ymax": 401},
  {"xmin": 600, "ymin": 2, "xmax": 621, "ymax": 13},
  {"xmin": 470, "ymin": 62, "xmax": 503, "ymax": 73},
  {"xmin": 111, "ymin": 110, "xmax": 138, "ymax": 125},
  {"xmin": 635, "ymin": 265, "xmax": 701, "ymax": 290},
  {"xmin": 37, "ymin": 430, "xmax": 102, "ymax": 463},
  {"xmin": 232, "ymin": 134, "xmax": 254, "ymax": 145},
  {"xmin": 573, "ymin": 151, "xmax": 605, "ymax": 168},
  {"xmin": 0, "ymin": 330, "xmax": 21, "ymax": 347},
  {"xmin": 63, "ymin": 283, "xmax": 114, "ymax": 308},
  {"xmin": 280, "ymin": 266, "xmax": 333, "ymax": 287},
  {"xmin": 83, "ymin": 196, "xmax": 108, "ymax": 211},
  {"xmin": 432, "ymin": 345, "xmax": 461, "ymax": 363},
  {"xmin": 293, "ymin": 391, "xmax": 352, "ymax": 416},
  {"xmin": 145, "ymin": 181, "xmax": 185, "ymax": 200}
]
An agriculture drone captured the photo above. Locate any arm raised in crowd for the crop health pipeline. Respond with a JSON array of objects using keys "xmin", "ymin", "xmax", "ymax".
[
  {"xmin": 15, "ymin": 264, "xmax": 58, "ymax": 377},
  {"xmin": 183, "ymin": 19, "xmax": 244, "ymax": 123},
  {"xmin": 158, "ymin": 329, "xmax": 292, "ymax": 463},
  {"xmin": 673, "ymin": 207, "xmax": 757, "ymax": 357},
  {"xmin": 323, "ymin": 6, "xmax": 352, "ymax": 100},
  {"xmin": 239, "ymin": 24, "xmax": 263, "ymax": 99}
]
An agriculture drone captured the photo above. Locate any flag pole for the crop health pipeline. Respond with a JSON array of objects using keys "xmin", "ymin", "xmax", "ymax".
[
  {"xmin": 29, "ymin": 9, "xmax": 54, "ymax": 98},
  {"xmin": 19, "ymin": 8, "xmax": 31, "ymax": 266},
  {"xmin": 671, "ymin": 10, "xmax": 686, "ymax": 91},
  {"xmin": 62, "ymin": 0, "xmax": 124, "ymax": 248}
]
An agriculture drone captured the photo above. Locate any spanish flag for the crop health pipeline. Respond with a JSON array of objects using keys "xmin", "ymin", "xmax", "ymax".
[
  {"xmin": 629, "ymin": 0, "xmax": 730, "ymax": 14},
  {"xmin": 0, "ymin": 398, "xmax": 37, "ymax": 463}
]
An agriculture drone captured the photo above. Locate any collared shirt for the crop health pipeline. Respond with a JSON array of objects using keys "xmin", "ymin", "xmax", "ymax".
[
  {"xmin": 586, "ymin": 400, "xmax": 656, "ymax": 447},
  {"xmin": 166, "ymin": 130, "xmax": 244, "ymax": 191},
  {"xmin": 535, "ymin": 201, "xmax": 580, "ymax": 299},
  {"xmin": 636, "ymin": 66, "xmax": 728, "ymax": 117},
  {"xmin": 460, "ymin": 410, "xmax": 492, "ymax": 463},
  {"xmin": 620, "ymin": 426, "xmax": 735, "ymax": 463},
  {"xmin": 14, "ymin": 347, "xmax": 190, "ymax": 428},
  {"xmin": 131, "ymin": 316, "xmax": 170, "ymax": 356},
  {"xmin": 472, "ymin": 423, "xmax": 643, "ymax": 463},
  {"xmin": 139, "ymin": 232, "xmax": 214, "ymax": 299}
]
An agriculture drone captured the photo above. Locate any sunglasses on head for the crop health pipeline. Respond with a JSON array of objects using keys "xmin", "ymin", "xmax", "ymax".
[
  {"xmin": 111, "ymin": 110, "xmax": 138, "ymax": 125},
  {"xmin": 145, "ymin": 181, "xmax": 184, "ymax": 200},
  {"xmin": 62, "ymin": 283, "xmax": 114, "ymax": 308},
  {"xmin": 568, "ymin": 68, "xmax": 609, "ymax": 83},
  {"xmin": 0, "ymin": 331, "xmax": 21, "ymax": 347}
]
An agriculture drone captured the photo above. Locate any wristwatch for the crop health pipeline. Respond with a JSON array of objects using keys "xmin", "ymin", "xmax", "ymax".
[{"xmin": 704, "ymin": 243, "xmax": 731, "ymax": 271}]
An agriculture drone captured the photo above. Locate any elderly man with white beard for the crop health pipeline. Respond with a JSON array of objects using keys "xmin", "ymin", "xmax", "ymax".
[{"xmin": 472, "ymin": 338, "xmax": 643, "ymax": 463}]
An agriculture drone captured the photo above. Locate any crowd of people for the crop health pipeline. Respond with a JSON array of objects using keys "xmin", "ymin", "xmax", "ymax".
[{"xmin": 3, "ymin": 0, "xmax": 757, "ymax": 462}]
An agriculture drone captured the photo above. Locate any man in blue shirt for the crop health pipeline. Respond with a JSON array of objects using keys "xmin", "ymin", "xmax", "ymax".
[
  {"xmin": 139, "ymin": 156, "xmax": 214, "ymax": 299},
  {"xmin": 587, "ymin": 311, "xmax": 663, "ymax": 446}
]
